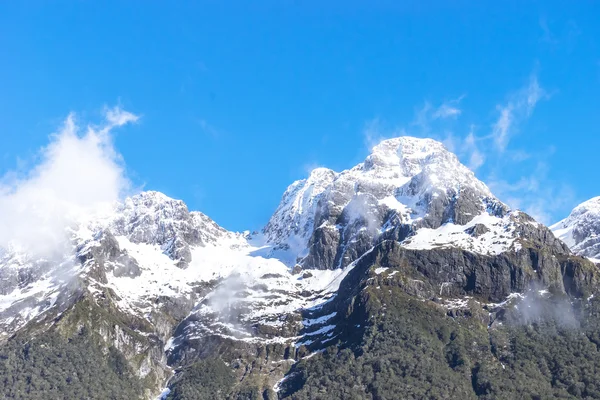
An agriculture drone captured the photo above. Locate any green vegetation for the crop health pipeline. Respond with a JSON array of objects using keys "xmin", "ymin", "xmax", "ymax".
[
  {"xmin": 281, "ymin": 287, "xmax": 481, "ymax": 399},
  {"xmin": 0, "ymin": 327, "xmax": 143, "ymax": 399},
  {"xmin": 280, "ymin": 284, "xmax": 600, "ymax": 400},
  {"xmin": 166, "ymin": 359, "xmax": 235, "ymax": 400}
]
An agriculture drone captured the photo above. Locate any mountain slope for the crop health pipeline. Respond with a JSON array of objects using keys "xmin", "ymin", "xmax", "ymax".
[{"xmin": 0, "ymin": 136, "xmax": 598, "ymax": 399}]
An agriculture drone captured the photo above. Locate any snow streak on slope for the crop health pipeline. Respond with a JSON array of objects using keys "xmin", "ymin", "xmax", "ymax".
[
  {"xmin": 551, "ymin": 196, "xmax": 600, "ymax": 261},
  {"xmin": 0, "ymin": 252, "xmax": 84, "ymax": 337}
]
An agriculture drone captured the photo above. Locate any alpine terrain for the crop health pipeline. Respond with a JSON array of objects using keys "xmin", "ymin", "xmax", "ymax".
[
  {"xmin": 2, "ymin": 137, "xmax": 600, "ymax": 400},
  {"xmin": 551, "ymin": 197, "xmax": 600, "ymax": 262}
]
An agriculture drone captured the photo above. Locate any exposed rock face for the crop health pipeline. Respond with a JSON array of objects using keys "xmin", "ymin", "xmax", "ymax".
[
  {"xmin": 466, "ymin": 223, "xmax": 490, "ymax": 237},
  {"xmin": 343, "ymin": 240, "xmax": 596, "ymax": 303},
  {"xmin": 552, "ymin": 196, "xmax": 600, "ymax": 260},
  {"xmin": 0, "ymin": 191, "xmax": 250, "ymax": 397},
  {"xmin": 77, "ymin": 230, "xmax": 142, "ymax": 281}
]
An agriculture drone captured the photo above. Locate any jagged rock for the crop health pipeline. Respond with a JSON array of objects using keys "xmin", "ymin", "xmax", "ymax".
[
  {"xmin": 336, "ymin": 240, "xmax": 597, "ymax": 303},
  {"xmin": 465, "ymin": 223, "xmax": 490, "ymax": 237},
  {"xmin": 113, "ymin": 254, "xmax": 141, "ymax": 278},
  {"xmin": 302, "ymin": 225, "xmax": 340, "ymax": 269}
]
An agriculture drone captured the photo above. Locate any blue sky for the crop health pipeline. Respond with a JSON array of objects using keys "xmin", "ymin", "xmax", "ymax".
[{"xmin": 1, "ymin": 1, "xmax": 599, "ymax": 231}]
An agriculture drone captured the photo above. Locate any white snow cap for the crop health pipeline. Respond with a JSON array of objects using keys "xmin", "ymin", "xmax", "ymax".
[{"xmin": 363, "ymin": 136, "xmax": 493, "ymax": 196}]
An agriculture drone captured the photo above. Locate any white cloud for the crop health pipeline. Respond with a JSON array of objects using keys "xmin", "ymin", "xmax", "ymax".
[
  {"xmin": 492, "ymin": 105, "xmax": 513, "ymax": 151},
  {"xmin": 525, "ymin": 75, "xmax": 544, "ymax": 115},
  {"xmin": 464, "ymin": 130, "xmax": 485, "ymax": 170},
  {"xmin": 0, "ymin": 106, "xmax": 137, "ymax": 258},
  {"xmin": 491, "ymin": 74, "xmax": 546, "ymax": 152},
  {"xmin": 433, "ymin": 98, "xmax": 463, "ymax": 119},
  {"xmin": 105, "ymin": 106, "xmax": 139, "ymax": 127},
  {"xmin": 487, "ymin": 162, "xmax": 573, "ymax": 225}
]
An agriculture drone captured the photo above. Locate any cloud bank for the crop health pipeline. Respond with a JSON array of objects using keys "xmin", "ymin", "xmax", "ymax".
[{"xmin": 0, "ymin": 106, "xmax": 138, "ymax": 258}]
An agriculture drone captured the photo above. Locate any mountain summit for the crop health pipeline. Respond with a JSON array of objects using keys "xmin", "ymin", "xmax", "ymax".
[{"xmin": 265, "ymin": 136, "xmax": 518, "ymax": 270}]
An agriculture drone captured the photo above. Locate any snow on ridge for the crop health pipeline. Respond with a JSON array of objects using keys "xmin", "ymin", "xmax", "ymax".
[
  {"xmin": 365, "ymin": 136, "xmax": 493, "ymax": 197},
  {"xmin": 402, "ymin": 211, "xmax": 519, "ymax": 255},
  {"xmin": 263, "ymin": 167, "xmax": 337, "ymax": 248},
  {"xmin": 109, "ymin": 234, "xmax": 358, "ymax": 343},
  {"xmin": 0, "ymin": 136, "xmax": 547, "ymax": 348}
]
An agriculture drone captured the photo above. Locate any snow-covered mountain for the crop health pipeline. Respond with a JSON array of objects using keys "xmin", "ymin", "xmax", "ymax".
[
  {"xmin": 265, "ymin": 137, "xmax": 531, "ymax": 270},
  {"xmin": 551, "ymin": 196, "xmax": 600, "ymax": 262},
  {"xmin": 0, "ymin": 136, "xmax": 594, "ymax": 399}
]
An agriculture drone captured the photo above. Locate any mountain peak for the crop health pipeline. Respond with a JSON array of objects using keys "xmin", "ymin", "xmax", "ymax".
[
  {"xmin": 264, "ymin": 135, "xmax": 510, "ymax": 268},
  {"xmin": 362, "ymin": 136, "xmax": 492, "ymax": 197},
  {"xmin": 569, "ymin": 196, "xmax": 600, "ymax": 218},
  {"xmin": 367, "ymin": 136, "xmax": 447, "ymax": 169},
  {"xmin": 551, "ymin": 196, "xmax": 600, "ymax": 260}
]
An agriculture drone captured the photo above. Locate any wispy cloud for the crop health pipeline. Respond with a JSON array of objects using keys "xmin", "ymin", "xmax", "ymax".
[
  {"xmin": 487, "ymin": 161, "xmax": 574, "ymax": 225},
  {"xmin": 539, "ymin": 16, "xmax": 557, "ymax": 45},
  {"xmin": 464, "ymin": 128, "xmax": 485, "ymax": 170},
  {"xmin": 491, "ymin": 106, "xmax": 513, "ymax": 152},
  {"xmin": 525, "ymin": 75, "xmax": 544, "ymax": 115},
  {"xmin": 104, "ymin": 106, "xmax": 139, "ymax": 127},
  {"xmin": 198, "ymin": 119, "xmax": 220, "ymax": 138},
  {"xmin": 539, "ymin": 16, "xmax": 581, "ymax": 51},
  {"xmin": 412, "ymin": 97, "xmax": 464, "ymax": 133},
  {"xmin": 363, "ymin": 117, "xmax": 406, "ymax": 151},
  {"xmin": 0, "ymin": 106, "xmax": 137, "ymax": 258},
  {"xmin": 432, "ymin": 96, "xmax": 464, "ymax": 120},
  {"xmin": 484, "ymin": 75, "xmax": 565, "ymax": 223},
  {"xmin": 491, "ymin": 74, "xmax": 547, "ymax": 152}
]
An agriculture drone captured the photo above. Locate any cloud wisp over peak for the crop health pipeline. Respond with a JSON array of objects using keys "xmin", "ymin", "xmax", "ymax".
[{"xmin": 0, "ymin": 106, "xmax": 138, "ymax": 258}]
